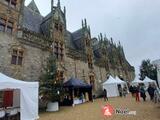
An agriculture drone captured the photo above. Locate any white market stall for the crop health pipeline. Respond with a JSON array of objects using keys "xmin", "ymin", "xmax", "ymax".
[
  {"xmin": 131, "ymin": 76, "xmax": 144, "ymax": 86},
  {"xmin": 143, "ymin": 77, "xmax": 157, "ymax": 87},
  {"xmin": 102, "ymin": 76, "xmax": 126, "ymax": 97},
  {"xmin": 0, "ymin": 73, "xmax": 39, "ymax": 120}
]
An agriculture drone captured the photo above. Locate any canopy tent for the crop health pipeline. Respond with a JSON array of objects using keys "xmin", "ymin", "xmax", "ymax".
[
  {"xmin": 0, "ymin": 73, "xmax": 39, "ymax": 120},
  {"xmin": 63, "ymin": 78, "xmax": 92, "ymax": 88},
  {"xmin": 102, "ymin": 76, "xmax": 127, "ymax": 97},
  {"xmin": 131, "ymin": 76, "xmax": 144, "ymax": 85},
  {"xmin": 115, "ymin": 76, "xmax": 126, "ymax": 83},
  {"xmin": 63, "ymin": 78, "xmax": 92, "ymax": 105},
  {"xmin": 103, "ymin": 76, "xmax": 124, "ymax": 85},
  {"xmin": 143, "ymin": 77, "xmax": 157, "ymax": 87}
]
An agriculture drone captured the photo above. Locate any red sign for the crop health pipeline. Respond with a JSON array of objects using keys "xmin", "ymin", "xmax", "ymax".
[
  {"xmin": 3, "ymin": 90, "xmax": 13, "ymax": 107},
  {"xmin": 102, "ymin": 104, "xmax": 114, "ymax": 117}
]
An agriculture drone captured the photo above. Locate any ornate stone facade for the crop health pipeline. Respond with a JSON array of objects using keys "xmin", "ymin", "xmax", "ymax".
[{"xmin": 0, "ymin": 0, "xmax": 135, "ymax": 95}]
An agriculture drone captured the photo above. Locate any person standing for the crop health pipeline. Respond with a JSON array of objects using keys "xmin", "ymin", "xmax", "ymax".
[
  {"xmin": 123, "ymin": 86, "xmax": 128, "ymax": 97},
  {"xmin": 135, "ymin": 85, "xmax": 140, "ymax": 102},
  {"xmin": 140, "ymin": 85, "xmax": 146, "ymax": 101},
  {"xmin": 129, "ymin": 85, "xmax": 134, "ymax": 97},
  {"xmin": 103, "ymin": 89, "xmax": 108, "ymax": 101},
  {"xmin": 147, "ymin": 84, "xmax": 155, "ymax": 101},
  {"xmin": 154, "ymin": 87, "xmax": 159, "ymax": 103},
  {"xmin": 118, "ymin": 87, "xmax": 123, "ymax": 97}
]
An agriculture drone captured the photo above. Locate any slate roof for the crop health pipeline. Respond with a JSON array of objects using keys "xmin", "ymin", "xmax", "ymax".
[
  {"xmin": 71, "ymin": 29, "xmax": 84, "ymax": 50},
  {"xmin": 72, "ymin": 28, "xmax": 83, "ymax": 41},
  {"xmin": 65, "ymin": 31, "xmax": 75, "ymax": 49},
  {"xmin": 22, "ymin": 6, "xmax": 43, "ymax": 33}
]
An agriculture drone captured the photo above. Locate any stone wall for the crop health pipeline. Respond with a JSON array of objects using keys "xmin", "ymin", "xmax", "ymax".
[
  {"xmin": 65, "ymin": 56, "xmax": 89, "ymax": 82},
  {"xmin": 0, "ymin": 32, "xmax": 49, "ymax": 81}
]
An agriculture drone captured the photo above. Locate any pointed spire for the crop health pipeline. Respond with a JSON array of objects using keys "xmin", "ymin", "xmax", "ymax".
[
  {"xmin": 88, "ymin": 25, "xmax": 91, "ymax": 33},
  {"xmin": 84, "ymin": 18, "xmax": 87, "ymax": 28},
  {"xmin": 104, "ymin": 34, "xmax": 107, "ymax": 39},
  {"xmin": 27, "ymin": 0, "xmax": 40, "ymax": 14},
  {"xmin": 82, "ymin": 19, "xmax": 84, "ymax": 28},
  {"xmin": 119, "ymin": 41, "xmax": 121, "ymax": 45},
  {"xmin": 51, "ymin": 0, "xmax": 54, "ymax": 11},
  {"xmin": 98, "ymin": 35, "xmax": 101, "ymax": 41},
  {"xmin": 111, "ymin": 37, "xmax": 113, "ymax": 44},
  {"xmin": 57, "ymin": 0, "xmax": 61, "ymax": 8},
  {"xmin": 64, "ymin": 6, "xmax": 66, "ymax": 16},
  {"xmin": 88, "ymin": 25, "xmax": 91, "ymax": 37},
  {"xmin": 100, "ymin": 33, "xmax": 103, "ymax": 41}
]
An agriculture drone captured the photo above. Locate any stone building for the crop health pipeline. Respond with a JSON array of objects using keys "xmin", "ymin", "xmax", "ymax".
[{"xmin": 0, "ymin": 0, "xmax": 135, "ymax": 95}]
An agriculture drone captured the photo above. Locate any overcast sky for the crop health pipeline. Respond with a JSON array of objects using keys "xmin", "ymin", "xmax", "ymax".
[{"xmin": 25, "ymin": 0, "xmax": 160, "ymax": 75}]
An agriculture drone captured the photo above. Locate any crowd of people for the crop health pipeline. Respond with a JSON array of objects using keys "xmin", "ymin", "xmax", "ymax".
[
  {"xmin": 129, "ymin": 84, "xmax": 160, "ymax": 103},
  {"xmin": 102, "ymin": 82, "xmax": 160, "ymax": 103}
]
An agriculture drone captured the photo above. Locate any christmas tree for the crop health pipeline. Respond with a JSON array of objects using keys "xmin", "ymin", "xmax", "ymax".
[{"xmin": 40, "ymin": 54, "xmax": 63, "ymax": 102}]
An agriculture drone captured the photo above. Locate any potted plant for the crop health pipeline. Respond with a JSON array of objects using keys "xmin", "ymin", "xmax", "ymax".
[{"xmin": 39, "ymin": 54, "xmax": 63, "ymax": 112}]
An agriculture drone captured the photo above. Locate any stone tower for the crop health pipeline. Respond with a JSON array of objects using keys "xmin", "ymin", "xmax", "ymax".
[
  {"xmin": 50, "ymin": 0, "xmax": 66, "ymax": 81},
  {"xmin": 82, "ymin": 19, "xmax": 95, "ymax": 88}
]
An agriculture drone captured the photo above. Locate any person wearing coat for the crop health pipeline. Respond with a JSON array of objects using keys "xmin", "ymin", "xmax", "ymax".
[
  {"xmin": 103, "ymin": 89, "xmax": 108, "ymax": 101},
  {"xmin": 140, "ymin": 86, "xmax": 146, "ymax": 101},
  {"xmin": 135, "ymin": 85, "xmax": 140, "ymax": 102},
  {"xmin": 147, "ymin": 84, "xmax": 155, "ymax": 101}
]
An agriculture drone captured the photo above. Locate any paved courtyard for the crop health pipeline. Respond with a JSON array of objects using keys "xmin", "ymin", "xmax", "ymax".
[{"xmin": 39, "ymin": 94, "xmax": 160, "ymax": 120}]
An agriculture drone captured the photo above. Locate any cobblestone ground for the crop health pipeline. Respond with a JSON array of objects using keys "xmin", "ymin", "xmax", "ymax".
[{"xmin": 39, "ymin": 94, "xmax": 160, "ymax": 120}]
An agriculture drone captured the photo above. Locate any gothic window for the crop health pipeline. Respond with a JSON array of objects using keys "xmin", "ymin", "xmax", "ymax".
[
  {"xmin": 88, "ymin": 63, "xmax": 93, "ymax": 69},
  {"xmin": 11, "ymin": 49, "xmax": 23, "ymax": 65},
  {"xmin": 18, "ymin": 51, "xmax": 23, "ymax": 65},
  {"xmin": 6, "ymin": 21, "xmax": 13, "ymax": 34},
  {"xmin": 5, "ymin": 0, "xmax": 17, "ymax": 8},
  {"xmin": 60, "ymin": 53, "xmax": 63, "ymax": 61},
  {"xmin": 0, "ymin": 17, "xmax": 13, "ymax": 34},
  {"xmin": 0, "ymin": 18, "xmax": 6, "ymax": 32},
  {"xmin": 55, "ymin": 23, "xmax": 58, "ymax": 31},
  {"xmin": 54, "ymin": 42, "xmax": 64, "ymax": 61},
  {"xmin": 59, "ymin": 25, "xmax": 63, "ymax": 33},
  {"xmin": 60, "ymin": 43, "xmax": 64, "ymax": 61},
  {"xmin": 54, "ymin": 42, "xmax": 59, "ymax": 59}
]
